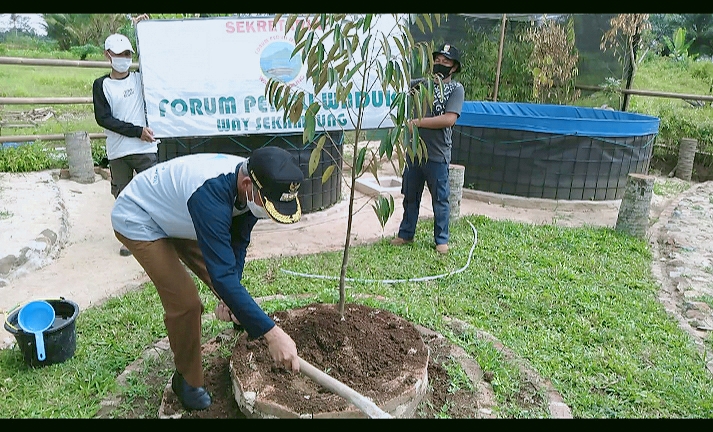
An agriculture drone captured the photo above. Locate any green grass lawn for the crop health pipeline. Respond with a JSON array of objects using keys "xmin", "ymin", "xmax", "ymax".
[{"xmin": 1, "ymin": 216, "xmax": 713, "ymax": 418}]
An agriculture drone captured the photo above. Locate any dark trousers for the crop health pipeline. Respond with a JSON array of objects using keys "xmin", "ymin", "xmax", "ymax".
[
  {"xmin": 109, "ymin": 153, "xmax": 158, "ymax": 198},
  {"xmin": 397, "ymin": 159, "xmax": 450, "ymax": 245},
  {"xmin": 115, "ymin": 232, "xmax": 226, "ymax": 388}
]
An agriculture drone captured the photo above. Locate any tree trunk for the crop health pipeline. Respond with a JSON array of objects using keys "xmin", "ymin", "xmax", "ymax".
[
  {"xmin": 621, "ymin": 30, "xmax": 641, "ymax": 112},
  {"xmin": 448, "ymin": 164, "xmax": 465, "ymax": 220},
  {"xmin": 675, "ymin": 138, "xmax": 697, "ymax": 181},
  {"xmin": 615, "ymin": 173, "xmax": 655, "ymax": 239},
  {"xmin": 65, "ymin": 131, "xmax": 95, "ymax": 184}
]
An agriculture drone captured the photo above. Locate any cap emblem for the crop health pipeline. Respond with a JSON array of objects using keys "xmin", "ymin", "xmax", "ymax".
[{"xmin": 280, "ymin": 182, "xmax": 300, "ymax": 202}]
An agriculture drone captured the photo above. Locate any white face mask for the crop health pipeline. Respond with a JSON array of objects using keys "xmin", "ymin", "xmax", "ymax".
[
  {"xmin": 110, "ymin": 56, "xmax": 132, "ymax": 73},
  {"xmin": 246, "ymin": 186, "xmax": 270, "ymax": 219}
]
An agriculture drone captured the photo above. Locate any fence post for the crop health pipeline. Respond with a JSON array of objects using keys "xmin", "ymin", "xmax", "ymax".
[
  {"xmin": 448, "ymin": 164, "xmax": 466, "ymax": 220},
  {"xmin": 615, "ymin": 173, "xmax": 655, "ymax": 239},
  {"xmin": 65, "ymin": 131, "xmax": 95, "ymax": 184},
  {"xmin": 675, "ymin": 137, "xmax": 697, "ymax": 181}
]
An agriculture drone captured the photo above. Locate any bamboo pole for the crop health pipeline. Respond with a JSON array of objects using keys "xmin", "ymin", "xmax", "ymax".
[
  {"xmin": 492, "ymin": 14, "xmax": 507, "ymax": 102},
  {"xmin": 575, "ymin": 85, "xmax": 713, "ymax": 102},
  {"xmin": 0, "ymin": 56, "xmax": 138, "ymax": 69},
  {"xmin": 0, "ymin": 133, "xmax": 106, "ymax": 143},
  {"xmin": 0, "ymin": 97, "xmax": 93, "ymax": 105}
]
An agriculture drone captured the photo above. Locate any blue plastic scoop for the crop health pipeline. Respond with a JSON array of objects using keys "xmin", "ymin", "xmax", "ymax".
[{"xmin": 17, "ymin": 300, "xmax": 55, "ymax": 361}]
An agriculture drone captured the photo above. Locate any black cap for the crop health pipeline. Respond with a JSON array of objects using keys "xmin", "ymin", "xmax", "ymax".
[
  {"xmin": 433, "ymin": 43, "xmax": 461, "ymax": 73},
  {"xmin": 247, "ymin": 147, "xmax": 305, "ymax": 224}
]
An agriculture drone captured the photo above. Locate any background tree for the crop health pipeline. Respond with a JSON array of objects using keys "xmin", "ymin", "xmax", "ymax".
[
  {"xmin": 458, "ymin": 22, "xmax": 534, "ymax": 102},
  {"xmin": 662, "ymin": 27, "xmax": 698, "ymax": 62},
  {"xmin": 523, "ymin": 15, "xmax": 580, "ymax": 104},
  {"xmin": 600, "ymin": 13, "xmax": 652, "ymax": 111},
  {"xmin": 9, "ymin": 14, "xmax": 32, "ymax": 37},
  {"xmin": 41, "ymin": 14, "xmax": 130, "ymax": 51},
  {"xmin": 649, "ymin": 14, "xmax": 713, "ymax": 58},
  {"xmin": 265, "ymin": 13, "xmax": 442, "ymax": 318}
]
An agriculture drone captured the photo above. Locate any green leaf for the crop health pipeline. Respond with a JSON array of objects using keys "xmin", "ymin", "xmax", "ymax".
[
  {"xmin": 286, "ymin": 15, "xmax": 297, "ymax": 32},
  {"xmin": 265, "ymin": 79, "xmax": 275, "ymax": 99},
  {"xmin": 330, "ymin": 68, "xmax": 338, "ymax": 90},
  {"xmin": 293, "ymin": 39, "xmax": 307, "ymax": 60},
  {"xmin": 321, "ymin": 164, "xmax": 335, "ymax": 184},
  {"xmin": 420, "ymin": 47, "xmax": 428, "ymax": 76},
  {"xmin": 361, "ymin": 34, "xmax": 372, "ymax": 60},
  {"xmin": 272, "ymin": 15, "xmax": 283, "ymax": 31},
  {"xmin": 327, "ymin": 40, "xmax": 340, "ymax": 60},
  {"xmin": 314, "ymin": 67, "xmax": 329, "ymax": 95},
  {"xmin": 288, "ymin": 93, "xmax": 304, "ymax": 124},
  {"xmin": 355, "ymin": 146, "xmax": 367, "ymax": 175},
  {"xmin": 305, "ymin": 31, "xmax": 315, "ymax": 58},
  {"xmin": 294, "ymin": 22, "xmax": 308, "ymax": 43},
  {"xmin": 369, "ymin": 149, "xmax": 379, "ymax": 183},
  {"xmin": 414, "ymin": 16, "xmax": 425, "ymax": 34},
  {"xmin": 371, "ymin": 194, "xmax": 395, "ymax": 229},
  {"xmin": 411, "ymin": 120, "xmax": 419, "ymax": 153},
  {"xmin": 308, "ymin": 145, "xmax": 321, "ymax": 176},
  {"xmin": 393, "ymin": 35, "xmax": 406, "ymax": 61},
  {"xmin": 380, "ymin": 128, "xmax": 393, "ymax": 158},
  {"xmin": 343, "ymin": 81, "xmax": 354, "ymax": 100},
  {"xmin": 303, "ymin": 102, "xmax": 319, "ymax": 144},
  {"xmin": 342, "ymin": 20, "xmax": 355, "ymax": 36},
  {"xmin": 363, "ymin": 14, "xmax": 373, "ymax": 32},
  {"xmin": 423, "ymin": 14, "xmax": 433, "ymax": 31},
  {"xmin": 392, "ymin": 61, "xmax": 403, "ymax": 89},
  {"xmin": 380, "ymin": 33, "xmax": 391, "ymax": 60},
  {"xmin": 345, "ymin": 60, "xmax": 365, "ymax": 82}
]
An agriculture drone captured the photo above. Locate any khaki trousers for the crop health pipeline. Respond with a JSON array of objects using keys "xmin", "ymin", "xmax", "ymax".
[{"xmin": 115, "ymin": 231, "xmax": 220, "ymax": 388}]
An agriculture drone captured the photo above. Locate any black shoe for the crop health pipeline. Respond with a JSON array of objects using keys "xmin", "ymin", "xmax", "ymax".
[
  {"xmin": 119, "ymin": 245, "xmax": 132, "ymax": 257},
  {"xmin": 171, "ymin": 371, "xmax": 212, "ymax": 411}
]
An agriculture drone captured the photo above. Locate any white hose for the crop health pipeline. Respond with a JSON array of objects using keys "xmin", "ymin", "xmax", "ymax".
[{"xmin": 280, "ymin": 220, "xmax": 478, "ymax": 284}]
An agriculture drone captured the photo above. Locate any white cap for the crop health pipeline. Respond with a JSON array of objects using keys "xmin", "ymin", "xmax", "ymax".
[{"xmin": 104, "ymin": 34, "xmax": 135, "ymax": 54}]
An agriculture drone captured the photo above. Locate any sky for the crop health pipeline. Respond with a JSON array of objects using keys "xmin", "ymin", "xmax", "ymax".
[{"xmin": 0, "ymin": 14, "xmax": 47, "ymax": 36}]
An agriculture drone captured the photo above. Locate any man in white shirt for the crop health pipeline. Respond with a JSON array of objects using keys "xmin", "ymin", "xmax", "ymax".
[{"xmin": 92, "ymin": 15, "xmax": 158, "ymax": 256}]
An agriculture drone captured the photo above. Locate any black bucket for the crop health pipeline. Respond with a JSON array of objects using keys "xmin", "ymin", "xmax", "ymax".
[{"xmin": 3, "ymin": 298, "xmax": 79, "ymax": 368}]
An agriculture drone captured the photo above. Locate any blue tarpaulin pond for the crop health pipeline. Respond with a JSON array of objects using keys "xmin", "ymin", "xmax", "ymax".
[{"xmin": 452, "ymin": 101, "xmax": 661, "ymax": 201}]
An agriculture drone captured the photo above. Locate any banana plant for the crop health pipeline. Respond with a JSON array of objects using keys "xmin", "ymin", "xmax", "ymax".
[
  {"xmin": 265, "ymin": 13, "xmax": 443, "ymax": 318},
  {"xmin": 663, "ymin": 27, "xmax": 697, "ymax": 62}
]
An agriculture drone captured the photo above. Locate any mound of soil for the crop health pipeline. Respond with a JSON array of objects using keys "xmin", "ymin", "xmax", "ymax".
[
  {"xmin": 158, "ymin": 304, "xmax": 513, "ymax": 419},
  {"xmin": 230, "ymin": 303, "xmax": 428, "ymax": 417}
]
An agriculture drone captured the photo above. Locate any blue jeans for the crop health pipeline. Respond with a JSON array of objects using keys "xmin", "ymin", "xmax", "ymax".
[{"xmin": 397, "ymin": 159, "xmax": 450, "ymax": 245}]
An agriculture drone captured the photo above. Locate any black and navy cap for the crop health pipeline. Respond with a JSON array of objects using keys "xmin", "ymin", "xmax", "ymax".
[
  {"xmin": 247, "ymin": 147, "xmax": 305, "ymax": 224},
  {"xmin": 433, "ymin": 43, "xmax": 461, "ymax": 73}
]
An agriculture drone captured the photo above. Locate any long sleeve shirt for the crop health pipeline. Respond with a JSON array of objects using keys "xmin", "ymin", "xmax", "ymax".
[
  {"xmin": 92, "ymin": 71, "xmax": 158, "ymax": 160},
  {"xmin": 111, "ymin": 153, "xmax": 274, "ymax": 339}
]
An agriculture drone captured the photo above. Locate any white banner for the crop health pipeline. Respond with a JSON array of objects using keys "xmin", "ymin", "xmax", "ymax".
[{"xmin": 135, "ymin": 15, "xmax": 404, "ymax": 139}]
